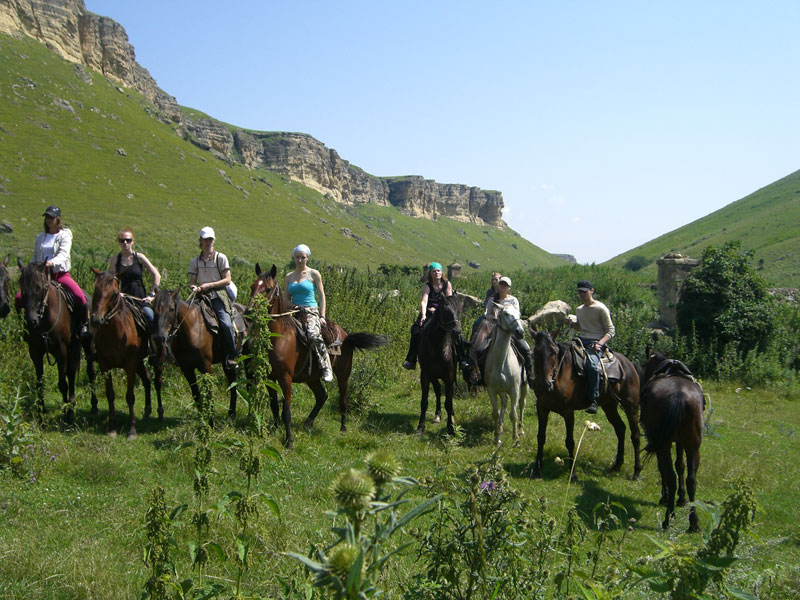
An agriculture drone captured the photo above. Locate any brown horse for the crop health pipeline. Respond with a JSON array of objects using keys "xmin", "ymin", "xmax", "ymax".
[
  {"xmin": 415, "ymin": 293, "xmax": 463, "ymax": 436},
  {"xmin": 17, "ymin": 259, "xmax": 97, "ymax": 419},
  {"xmin": 151, "ymin": 288, "xmax": 247, "ymax": 417},
  {"xmin": 641, "ymin": 352, "xmax": 704, "ymax": 532},
  {"xmin": 247, "ymin": 264, "xmax": 389, "ymax": 448},
  {"xmin": 530, "ymin": 329, "xmax": 642, "ymax": 480},
  {"xmin": 90, "ymin": 269, "xmax": 163, "ymax": 438}
]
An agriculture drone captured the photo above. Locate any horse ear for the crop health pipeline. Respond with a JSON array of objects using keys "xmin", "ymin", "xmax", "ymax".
[
  {"xmin": 17, "ymin": 256, "xmax": 24, "ymax": 270},
  {"xmin": 2, "ymin": 254, "xmax": 9, "ymax": 267},
  {"xmin": 255, "ymin": 262, "xmax": 262, "ymax": 276},
  {"xmin": 91, "ymin": 267, "xmax": 103, "ymax": 277},
  {"xmin": 270, "ymin": 264, "xmax": 277, "ymax": 278}
]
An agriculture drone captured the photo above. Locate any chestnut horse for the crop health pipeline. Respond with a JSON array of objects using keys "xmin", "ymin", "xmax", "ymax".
[
  {"xmin": 151, "ymin": 289, "xmax": 247, "ymax": 417},
  {"xmin": 90, "ymin": 269, "xmax": 164, "ymax": 438},
  {"xmin": 641, "ymin": 352, "xmax": 705, "ymax": 532},
  {"xmin": 247, "ymin": 264, "xmax": 389, "ymax": 448},
  {"xmin": 17, "ymin": 259, "xmax": 97, "ymax": 419},
  {"xmin": 530, "ymin": 329, "xmax": 642, "ymax": 480},
  {"xmin": 415, "ymin": 293, "xmax": 463, "ymax": 436}
]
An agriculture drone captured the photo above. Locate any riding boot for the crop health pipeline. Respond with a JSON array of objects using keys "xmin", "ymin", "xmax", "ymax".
[
  {"xmin": 314, "ymin": 338, "xmax": 333, "ymax": 382},
  {"xmin": 76, "ymin": 301, "xmax": 91, "ymax": 343},
  {"xmin": 519, "ymin": 340, "xmax": 536, "ymax": 388},
  {"xmin": 584, "ymin": 351, "xmax": 601, "ymax": 414},
  {"xmin": 403, "ymin": 330, "xmax": 418, "ymax": 370}
]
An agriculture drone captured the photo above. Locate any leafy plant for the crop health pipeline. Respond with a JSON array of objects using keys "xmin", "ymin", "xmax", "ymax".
[{"xmin": 0, "ymin": 388, "xmax": 35, "ymax": 477}]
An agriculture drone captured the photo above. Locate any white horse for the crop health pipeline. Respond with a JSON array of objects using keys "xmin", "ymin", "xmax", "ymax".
[{"xmin": 484, "ymin": 304, "xmax": 527, "ymax": 447}]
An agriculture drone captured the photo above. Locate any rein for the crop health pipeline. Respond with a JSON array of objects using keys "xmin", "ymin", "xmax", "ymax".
[
  {"xmin": 94, "ymin": 288, "xmax": 125, "ymax": 327},
  {"xmin": 31, "ymin": 277, "xmax": 64, "ymax": 366}
]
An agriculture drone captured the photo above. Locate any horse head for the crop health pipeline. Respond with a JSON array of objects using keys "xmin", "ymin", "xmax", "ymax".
[
  {"xmin": 495, "ymin": 304, "xmax": 524, "ymax": 339},
  {"xmin": 434, "ymin": 294, "xmax": 461, "ymax": 332},
  {"xmin": 17, "ymin": 258, "xmax": 50, "ymax": 328},
  {"xmin": 0, "ymin": 255, "xmax": 10, "ymax": 318},
  {"xmin": 246, "ymin": 262, "xmax": 279, "ymax": 313},
  {"xmin": 151, "ymin": 289, "xmax": 182, "ymax": 358},
  {"xmin": 532, "ymin": 330, "xmax": 560, "ymax": 393},
  {"xmin": 90, "ymin": 268, "xmax": 122, "ymax": 327}
]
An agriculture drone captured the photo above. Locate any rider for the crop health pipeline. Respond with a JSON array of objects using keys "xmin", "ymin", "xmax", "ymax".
[
  {"xmin": 472, "ymin": 271, "xmax": 502, "ymax": 333},
  {"xmin": 568, "ymin": 279, "xmax": 615, "ymax": 414},
  {"xmin": 484, "ymin": 276, "xmax": 535, "ymax": 388},
  {"xmin": 188, "ymin": 227, "xmax": 239, "ymax": 370},
  {"xmin": 15, "ymin": 205, "xmax": 90, "ymax": 340},
  {"xmin": 402, "ymin": 262, "xmax": 469, "ymax": 371},
  {"xmin": 107, "ymin": 226, "xmax": 161, "ymax": 331},
  {"xmin": 284, "ymin": 243, "xmax": 333, "ymax": 382}
]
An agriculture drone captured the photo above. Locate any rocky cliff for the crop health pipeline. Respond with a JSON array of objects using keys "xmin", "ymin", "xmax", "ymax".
[{"xmin": 0, "ymin": 0, "xmax": 505, "ymax": 227}]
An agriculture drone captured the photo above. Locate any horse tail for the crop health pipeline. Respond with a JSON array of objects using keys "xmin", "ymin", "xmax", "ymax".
[
  {"xmin": 643, "ymin": 390, "xmax": 685, "ymax": 454},
  {"xmin": 342, "ymin": 332, "xmax": 390, "ymax": 352}
]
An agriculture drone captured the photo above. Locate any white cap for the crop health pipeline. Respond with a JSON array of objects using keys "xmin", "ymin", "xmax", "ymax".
[
  {"xmin": 199, "ymin": 226, "xmax": 215, "ymax": 239},
  {"xmin": 293, "ymin": 243, "xmax": 311, "ymax": 257},
  {"xmin": 499, "ymin": 276, "xmax": 512, "ymax": 287}
]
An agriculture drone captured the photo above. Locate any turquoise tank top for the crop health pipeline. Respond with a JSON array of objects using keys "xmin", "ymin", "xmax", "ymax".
[{"xmin": 288, "ymin": 278, "xmax": 317, "ymax": 307}]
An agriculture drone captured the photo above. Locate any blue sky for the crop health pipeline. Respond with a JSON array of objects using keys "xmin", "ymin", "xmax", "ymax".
[{"xmin": 86, "ymin": 1, "xmax": 800, "ymax": 263}]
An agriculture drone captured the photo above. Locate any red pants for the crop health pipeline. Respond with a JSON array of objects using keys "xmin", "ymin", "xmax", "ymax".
[{"xmin": 15, "ymin": 271, "xmax": 86, "ymax": 308}]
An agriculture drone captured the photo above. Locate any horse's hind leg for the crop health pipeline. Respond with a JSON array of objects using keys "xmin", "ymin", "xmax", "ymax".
[
  {"xmin": 153, "ymin": 362, "xmax": 164, "ymax": 421},
  {"xmin": 531, "ymin": 405, "xmax": 550, "ymax": 478},
  {"xmin": 268, "ymin": 385, "xmax": 280, "ymax": 431},
  {"xmin": 65, "ymin": 344, "xmax": 80, "ymax": 422},
  {"xmin": 443, "ymin": 378, "xmax": 455, "ymax": 436},
  {"xmin": 303, "ymin": 378, "xmax": 329, "ymax": 430},
  {"xmin": 601, "ymin": 402, "xmax": 627, "ymax": 472},
  {"xmin": 685, "ymin": 446, "xmax": 701, "ymax": 532},
  {"xmin": 124, "ymin": 366, "xmax": 138, "ymax": 439},
  {"xmin": 564, "ymin": 411, "xmax": 578, "ymax": 482},
  {"xmin": 84, "ymin": 344, "xmax": 98, "ymax": 414},
  {"xmin": 139, "ymin": 359, "xmax": 152, "ymax": 420},
  {"xmin": 657, "ymin": 445, "xmax": 677, "ymax": 530},
  {"xmin": 675, "ymin": 441, "xmax": 687, "ymax": 506},
  {"xmin": 105, "ymin": 373, "xmax": 117, "ymax": 436},
  {"xmin": 334, "ymin": 356, "xmax": 351, "ymax": 432},
  {"xmin": 432, "ymin": 379, "xmax": 442, "ymax": 424},
  {"xmin": 417, "ymin": 375, "xmax": 430, "ymax": 434},
  {"xmin": 488, "ymin": 389, "xmax": 501, "ymax": 446}
]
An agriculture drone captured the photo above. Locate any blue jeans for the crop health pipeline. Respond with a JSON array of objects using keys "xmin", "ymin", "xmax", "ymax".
[
  {"xmin": 210, "ymin": 296, "xmax": 237, "ymax": 360},
  {"xmin": 142, "ymin": 305, "xmax": 154, "ymax": 330},
  {"xmin": 580, "ymin": 338, "xmax": 602, "ymax": 402}
]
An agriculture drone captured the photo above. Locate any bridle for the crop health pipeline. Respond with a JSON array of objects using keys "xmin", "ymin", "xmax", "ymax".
[{"xmin": 93, "ymin": 277, "xmax": 125, "ymax": 327}]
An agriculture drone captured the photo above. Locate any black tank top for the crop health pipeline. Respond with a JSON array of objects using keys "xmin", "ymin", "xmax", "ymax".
[
  {"xmin": 115, "ymin": 253, "xmax": 147, "ymax": 298},
  {"xmin": 426, "ymin": 281, "xmax": 449, "ymax": 313}
]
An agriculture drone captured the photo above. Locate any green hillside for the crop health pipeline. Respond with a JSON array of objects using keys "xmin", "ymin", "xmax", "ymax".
[
  {"xmin": 0, "ymin": 34, "xmax": 564, "ymax": 273},
  {"xmin": 607, "ymin": 170, "xmax": 800, "ymax": 287}
]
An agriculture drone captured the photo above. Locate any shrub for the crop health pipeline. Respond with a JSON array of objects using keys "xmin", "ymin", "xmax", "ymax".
[{"xmin": 623, "ymin": 255, "xmax": 650, "ymax": 272}]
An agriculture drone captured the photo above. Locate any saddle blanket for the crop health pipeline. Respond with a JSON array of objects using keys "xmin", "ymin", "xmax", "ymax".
[{"xmin": 570, "ymin": 341, "xmax": 624, "ymax": 383}]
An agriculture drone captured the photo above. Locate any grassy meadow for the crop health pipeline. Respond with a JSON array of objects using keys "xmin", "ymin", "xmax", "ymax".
[{"xmin": 1, "ymin": 262, "xmax": 799, "ymax": 599}]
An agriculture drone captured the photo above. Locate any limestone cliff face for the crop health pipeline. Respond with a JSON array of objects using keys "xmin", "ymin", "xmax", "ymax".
[
  {"xmin": 0, "ymin": 0, "xmax": 505, "ymax": 227},
  {"xmin": 0, "ymin": 0, "xmax": 180, "ymax": 120}
]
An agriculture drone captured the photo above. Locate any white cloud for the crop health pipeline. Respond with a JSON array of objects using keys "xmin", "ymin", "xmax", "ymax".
[{"xmin": 547, "ymin": 195, "xmax": 567, "ymax": 206}]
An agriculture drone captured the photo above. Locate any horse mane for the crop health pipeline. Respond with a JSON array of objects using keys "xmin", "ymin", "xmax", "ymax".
[{"xmin": 19, "ymin": 262, "xmax": 48, "ymax": 297}]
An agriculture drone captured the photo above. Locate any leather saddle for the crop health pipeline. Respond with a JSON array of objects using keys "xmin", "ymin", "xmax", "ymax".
[
  {"xmin": 570, "ymin": 340, "xmax": 624, "ymax": 383},
  {"xmin": 196, "ymin": 297, "xmax": 248, "ymax": 348},
  {"xmin": 291, "ymin": 309, "xmax": 343, "ymax": 356}
]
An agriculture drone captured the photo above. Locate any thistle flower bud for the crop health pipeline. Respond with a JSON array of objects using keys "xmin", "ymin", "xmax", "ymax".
[
  {"xmin": 325, "ymin": 543, "xmax": 363, "ymax": 582},
  {"xmin": 365, "ymin": 449, "xmax": 401, "ymax": 485},
  {"xmin": 330, "ymin": 469, "xmax": 375, "ymax": 512}
]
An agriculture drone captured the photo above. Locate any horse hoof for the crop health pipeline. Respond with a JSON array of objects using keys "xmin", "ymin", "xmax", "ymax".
[
  {"xmin": 432, "ymin": 414, "xmax": 441, "ymax": 424},
  {"xmin": 415, "ymin": 427, "xmax": 425, "ymax": 436},
  {"xmin": 340, "ymin": 425, "xmax": 347, "ymax": 433},
  {"xmin": 303, "ymin": 419, "xmax": 315, "ymax": 430},
  {"xmin": 107, "ymin": 431, "xmax": 117, "ymax": 438},
  {"xmin": 127, "ymin": 432, "xmax": 138, "ymax": 440},
  {"xmin": 158, "ymin": 411, "xmax": 165, "ymax": 422},
  {"xmin": 570, "ymin": 473, "xmax": 579, "ymax": 483}
]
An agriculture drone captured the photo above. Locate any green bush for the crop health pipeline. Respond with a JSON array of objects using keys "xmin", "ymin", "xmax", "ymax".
[{"xmin": 623, "ymin": 255, "xmax": 650, "ymax": 272}]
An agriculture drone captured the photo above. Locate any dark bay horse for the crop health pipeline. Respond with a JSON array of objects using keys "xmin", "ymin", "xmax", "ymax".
[
  {"xmin": 17, "ymin": 259, "xmax": 97, "ymax": 419},
  {"xmin": 530, "ymin": 329, "xmax": 642, "ymax": 480},
  {"xmin": 90, "ymin": 269, "xmax": 164, "ymax": 438},
  {"xmin": 247, "ymin": 264, "xmax": 389, "ymax": 448},
  {"xmin": 415, "ymin": 293, "xmax": 463, "ymax": 436},
  {"xmin": 641, "ymin": 352, "xmax": 705, "ymax": 532},
  {"xmin": 152, "ymin": 289, "xmax": 247, "ymax": 417}
]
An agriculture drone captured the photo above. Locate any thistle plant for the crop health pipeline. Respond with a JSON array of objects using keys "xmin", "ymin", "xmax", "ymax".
[
  {"xmin": 190, "ymin": 372, "xmax": 214, "ymax": 584},
  {"xmin": 288, "ymin": 452, "xmax": 439, "ymax": 599},
  {"xmin": 142, "ymin": 485, "xmax": 176, "ymax": 600},
  {"xmin": 0, "ymin": 387, "xmax": 35, "ymax": 478}
]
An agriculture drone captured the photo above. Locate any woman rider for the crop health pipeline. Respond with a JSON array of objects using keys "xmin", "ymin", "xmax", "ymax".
[
  {"xmin": 483, "ymin": 276, "xmax": 535, "ymax": 388},
  {"xmin": 402, "ymin": 262, "xmax": 469, "ymax": 370},
  {"xmin": 16, "ymin": 205, "xmax": 90, "ymax": 339},
  {"xmin": 284, "ymin": 243, "xmax": 333, "ymax": 382},
  {"xmin": 188, "ymin": 226, "xmax": 239, "ymax": 370},
  {"xmin": 107, "ymin": 226, "xmax": 161, "ymax": 330}
]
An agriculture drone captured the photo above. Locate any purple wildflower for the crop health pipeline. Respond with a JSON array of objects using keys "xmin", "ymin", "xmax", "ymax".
[{"xmin": 480, "ymin": 480, "xmax": 497, "ymax": 493}]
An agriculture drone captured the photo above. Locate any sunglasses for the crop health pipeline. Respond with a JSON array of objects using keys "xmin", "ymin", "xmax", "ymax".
[{"xmin": 118, "ymin": 238, "xmax": 133, "ymax": 243}]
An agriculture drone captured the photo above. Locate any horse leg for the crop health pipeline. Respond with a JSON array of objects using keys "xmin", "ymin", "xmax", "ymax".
[
  {"xmin": 182, "ymin": 366, "xmax": 201, "ymax": 408},
  {"xmin": 564, "ymin": 411, "xmax": 578, "ymax": 482},
  {"xmin": 55, "ymin": 355, "xmax": 69, "ymax": 410},
  {"xmin": 685, "ymin": 445, "xmax": 701, "ymax": 533},
  {"xmin": 417, "ymin": 374, "xmax": 430, "ymax": 434},
  {"xmin": 509, "ymin": 389, "xmax": 520, "ymax": 447},
  {"xmin": 279, "ymin": 374, "xmax": 294, "ymax": 449},
  {"xmin": 518, "ymin": 381, "xmax": 527, "ymax": 437},
  {"xmin": 532, "ymin": 405, "xmax": 549, "ymax": 478},
  {"xmin": 153, "ymin": 362, "xmax": 164, "ymax": 421},
  {"xmin": 657, "ymin": 445, "xmax": 677, "ymax": 530},
  {"xmin": 84, "ymin": 344, "xmax": 98, "ymax": 415},
  {"xmin": 674, "ymin": 441, "xmax": 687, "ymax": 506},
  {"xmin": 621, "ymin": 390, "xmax": 643, "ymax": 479},
  {"xmin": 431, "ymin": 379, "xmax": 442, "ymax": 424},
  {"xmin": 65, "ymin": 343, "xmax": 80, "ymax": 422},
  {"xmin": 124, "ymin": 366, "xmax": 138, "ymax": 439},
  {"xmin": 303, "ymin": 378, "xmax": 329, "ymax": 430},
  {"xmin": 488, "ymin": 388, "xmax": 501, "ymax": 446},
  {"xmin": 140, "ymin": 359, "xmax": 153, "ymax": 420},
  {"xmin": 268, "ymin": 385, "xmax": 280, "ymax": 431},
  {"xmin": 601, "ymin": 401, "xmax": 627, "ymax": 472},
  {"xmin": 334, "ymin": 355, "xmax": 352, "ymax": 432},
  {"xmin": 105, "ymin": 373, "xmax": 117, "ymax": 436},
  {"xmin": 444, "ymin": 378, "xmax": 455, "ymax": 436},
  {"xmin": 32, "ymin": 351, "xmax": 46, "ymax": 415}
]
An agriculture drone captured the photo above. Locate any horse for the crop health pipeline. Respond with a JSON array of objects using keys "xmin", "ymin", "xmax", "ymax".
[
  {"xmin": 17, "ymin": 258, "xmax": 97, "ymax": 419},
  {"xmin": 530, "ymin": 329, "xmax": 642, "ymax": 480},
  {"xmin": 484, "ymin": 305, "xmax": 527, "ymax": 447},
  {"xmin": 415, "ymin": 293, "xmax": 463, "ymax": 436},
  {"xmin": 640, "ymin": 351, "xmax": 705, "ymax": 532},
  {"xmin": 90, "ymin": 269, "xmax": 164, "ymax": 438},
  {"xmin": 246, "ymin": 264, "xmax": 389, "ymax": 448},
  {"xmin": 151, "ymin": 288, "xmax": 247, "ymax": 418}
]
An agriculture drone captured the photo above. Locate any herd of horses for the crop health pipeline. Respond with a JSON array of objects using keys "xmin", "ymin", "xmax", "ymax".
[{"xmin": 0, "ymin": 256, "xmax": 706, "ymax": 531}]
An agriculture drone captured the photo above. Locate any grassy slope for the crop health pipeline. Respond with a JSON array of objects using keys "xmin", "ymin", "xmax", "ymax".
[
  {"xmin": 606, "ymin": 169, "xmax": 800, "ymax": 286},
  {"xmin": 0, "ymin": 34, "xmax": 563, "ymax": 273}
]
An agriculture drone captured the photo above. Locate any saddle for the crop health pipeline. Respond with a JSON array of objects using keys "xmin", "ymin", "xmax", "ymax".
[
  {"xmin": 196, "ymin": 296, "xmax": 247, "ymax": 347},
  {"xmin": 570, "ymin": 340, "xmax": 624, "ymax": 383},
  {"xmin": 647, "ymin": 358, "xmax": 698, "ymax": 385},
  {"xmin": 123, "ymin": 296, "xmax": 150, "ymax": 333},
  {"xmin": 291, "ymin": 309, "xmax": 343, "ymax": 356}
]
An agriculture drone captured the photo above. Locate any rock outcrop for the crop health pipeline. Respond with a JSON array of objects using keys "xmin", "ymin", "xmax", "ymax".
[{"xmin": 0, "ymin": 0, "xmax": 505, "ymax": 227}]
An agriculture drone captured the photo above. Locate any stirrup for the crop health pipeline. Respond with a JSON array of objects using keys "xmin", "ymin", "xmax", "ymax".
[
  {"xmin": 585, "ymin": 400, "xmax": 599, "ymax": 414},
  {"xmin": 402, "ymin": 360, "xmax": 416, "ymax": 370}
]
